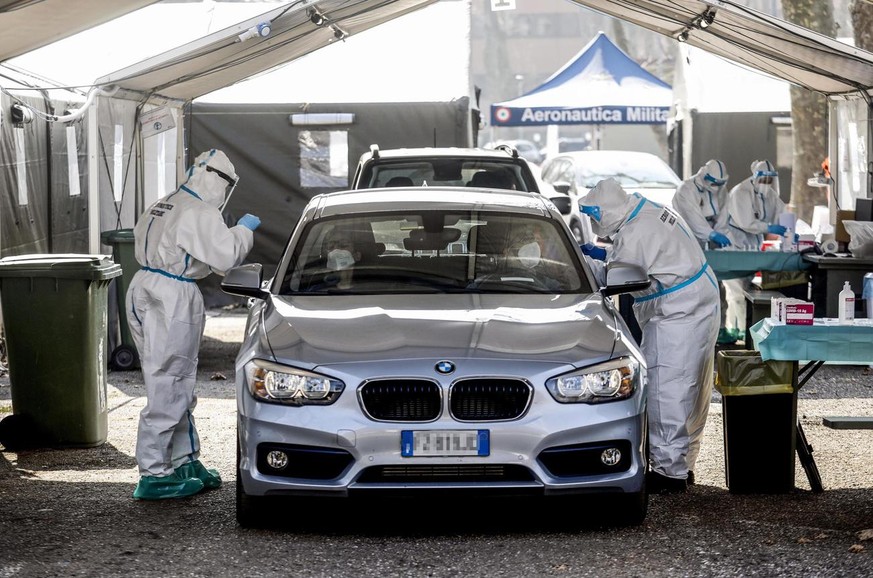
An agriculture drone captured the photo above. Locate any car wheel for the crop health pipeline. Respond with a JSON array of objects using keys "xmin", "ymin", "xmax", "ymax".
[
  {"xmin": 109, "ymin": 344, "xmax": 139, "ymax": 371},
  {"xmin": 570, "ymin": 220, "xmax": 587, "ymax": 244},
  {"xmin": 607, "ymin": 487, "xmax": 649, "ymax": 527},
  {"xmin": 236, "ymin": 440, "xmax": 268, "ymax": 528}
]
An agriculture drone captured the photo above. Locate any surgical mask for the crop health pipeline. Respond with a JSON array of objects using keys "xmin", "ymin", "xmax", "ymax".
[
  {"xmin": 327, "ymin": 249, "xmax": 355, "ymax": 270},
  {"xmin": 517, "ymin": 242, "xmax": 541, "ymax": 268}
]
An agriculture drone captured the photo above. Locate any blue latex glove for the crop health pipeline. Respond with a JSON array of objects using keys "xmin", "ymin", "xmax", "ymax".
[
  {"xmin": 580, "ymin": 243, "xmax": 607, "ymax": 261},
  {"xmin": 767, "ymin": 224, "xmax": 787, "ymax": 236},
  {"xmin": 237, "ymin": 213, "xmax": 261, "ymax": 231},
  {"xmin": 708, "ymin": 231, "xmax": 731, "ymax": 248}
]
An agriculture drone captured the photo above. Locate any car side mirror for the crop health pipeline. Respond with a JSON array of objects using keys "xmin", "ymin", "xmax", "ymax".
[
  {"xmin": 602, "ymin": 261, "xmax": 651, "ymax": 297},
  {"xmin": 221, "ymin": 263, "xmax": 270, "ymax": 300},
  {"xmin": 552, "ymin": 181, "xmax": 571, "ymax": 194},
  {"xmin": 548, "ymin": 194, "xmax": 572, "ymax": 215}
]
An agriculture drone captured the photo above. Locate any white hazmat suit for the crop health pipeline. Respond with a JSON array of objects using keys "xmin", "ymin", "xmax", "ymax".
[
  {"xmin": 127, "ymin": 149, "xmax": 257, "ymax": 499},
  {"xmin": 673, "ymin": 159, "xmax": 732, "ymax": 342},
  {"xmin": 722, "ymin": 160, "xmax": 786, "ymax": 336},
  {"xmin": 673, "ymin": 159, "xmax": 731, "ymax": 249},
  {"xmin": 725, "ymin": 159, "xmax": 785, "ymax": 250},
  {"xmin": 580, "ymin": 178, "xmax": 720, "ymax": 491}
]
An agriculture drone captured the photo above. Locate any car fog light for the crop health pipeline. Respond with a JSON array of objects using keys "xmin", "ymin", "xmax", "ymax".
[
  {"xmin": 266, "ymin": 450, "xmax": 289, "ymax": 470},
  {"xmin": 600, "ymin": 448, "xmax": 622, "ymax": 466}
]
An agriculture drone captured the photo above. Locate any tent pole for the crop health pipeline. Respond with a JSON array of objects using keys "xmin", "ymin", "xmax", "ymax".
[{"xmin": 87, "ymin": 100, "xmax": 100, "ymax": 254}]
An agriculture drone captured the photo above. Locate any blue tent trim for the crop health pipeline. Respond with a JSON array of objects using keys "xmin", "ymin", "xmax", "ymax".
[{"xmin": 490, "ymin": 32, "xmax": 672, "ymax": 127}]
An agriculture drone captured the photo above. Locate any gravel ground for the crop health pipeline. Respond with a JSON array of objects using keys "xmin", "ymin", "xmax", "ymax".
[{"xmin": 0, "ymin": 308, "xmax": 872, "ymax": 577}]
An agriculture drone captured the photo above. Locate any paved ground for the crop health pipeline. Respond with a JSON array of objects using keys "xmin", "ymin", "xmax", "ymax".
[{"xmin": 0, "ymin": 308, "xmax": 872, "ymax": 577}]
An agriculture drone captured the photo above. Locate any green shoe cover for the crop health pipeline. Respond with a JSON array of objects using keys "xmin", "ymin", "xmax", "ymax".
[
  {"xmin": 717, "ymin": 328, "xmax": 738, "ymax": 345},
  {"xmin": 133, "ymin": 472, "xmax": 204, "ymax": 500},
  {"xmin": 175, "ymin": 460, "xmax": 222, "ymax": 490}
]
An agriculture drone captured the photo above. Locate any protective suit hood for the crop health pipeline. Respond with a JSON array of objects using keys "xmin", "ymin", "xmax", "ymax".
[
  {"xmin": 183, "ymin": 149, "xmax": 237, "ymax": 209},
  {"xmin": 749, "ymin": 159, "xmax": 779, "ymax": 200},
  {"xmin": 579, "ymin": 178, "xmax": 637, "ymax": 238},
  {"xmin": 693, "ymin": 159, "xmax": 728, "ymax": 194}
]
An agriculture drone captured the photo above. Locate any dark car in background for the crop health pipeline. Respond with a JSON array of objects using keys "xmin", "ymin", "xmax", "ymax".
[
  {"xmin": 351, "ymin": 144, "xmax": 586, "ymax": 241},
  {"xmin": 221, "ymin": 187, "xmax": 651, "ymax": 529}
]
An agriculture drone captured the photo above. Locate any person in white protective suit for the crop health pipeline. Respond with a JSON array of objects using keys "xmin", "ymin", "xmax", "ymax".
[
  {"xmin": 672, "ymin": 159, "xmax": 735, "ymax": 344},
  {"xmin": 579, "ymin": 178, "xmax": 720, "ymax": 493},
  {"xmin": 127, "ymin": 149, "xmax": 260, "ymax": 500},
  {"xmin": 721, "ymin": 160, "xmax": 787, "ymax": 341}
]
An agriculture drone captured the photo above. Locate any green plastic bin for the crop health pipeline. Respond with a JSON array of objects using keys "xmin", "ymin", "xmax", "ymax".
[
  {"xmin": 0, "ymin": 254, "xmax": 121, "ymax": 450},
  {"xmin": 715, "ymin": 350, "xmax": 797, "ymax": 494},
  {"xmin": 100, "ymin": 229, "xmax": 140, "ymax": 370}
]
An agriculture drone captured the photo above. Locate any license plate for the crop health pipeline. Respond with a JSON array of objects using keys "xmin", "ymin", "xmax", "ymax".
[{"xmin": 401, "ymin": 430, "xmax": 490, "ymax": 457}]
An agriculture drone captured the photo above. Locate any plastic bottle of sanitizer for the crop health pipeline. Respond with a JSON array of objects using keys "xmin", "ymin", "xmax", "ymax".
[{"xmin": 838, "ymin": 281, "xmax": 855, "ymax": 324}]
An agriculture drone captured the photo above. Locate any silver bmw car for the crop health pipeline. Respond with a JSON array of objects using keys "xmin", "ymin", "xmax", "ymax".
[{"xmin": 221, "ymin": 187, "xmax": 651, "ymax": 527}]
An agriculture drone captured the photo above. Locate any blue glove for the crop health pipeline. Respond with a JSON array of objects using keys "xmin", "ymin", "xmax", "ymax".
[
  {"xmin": 767, "ymin": 224, "xmax": 787, "ymax": 236},
  {"xmin": 581, "ymin": 243, "xmax": 607, "ymax": 261},
  {"xmin": 708, "ymin": 231, "xmax": 731, "ymax": 248},
  {"xmin": 237, "ymin": 213, "xmax": 261, "ymax": 231}
]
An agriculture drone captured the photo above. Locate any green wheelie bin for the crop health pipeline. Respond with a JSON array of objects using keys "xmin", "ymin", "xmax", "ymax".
[
  {"xmin": 100, "ymin": 229, "xmax": 140, "ymax": 370},
  {"xmin": 0, "ymin": 254, "xmax": 121, "ymax": 450},
  {"xmin": 715, "ymin": 350, "xmax": 797, "ymax": 493}
]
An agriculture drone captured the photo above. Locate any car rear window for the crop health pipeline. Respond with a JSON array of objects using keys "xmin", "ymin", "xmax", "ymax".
[{"xmin": 359, "ymin": 159, "xmax": 532, "ymax": 191}]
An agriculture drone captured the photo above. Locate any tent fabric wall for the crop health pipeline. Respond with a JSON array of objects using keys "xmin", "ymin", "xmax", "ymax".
[
  {"xmin": 0, "ymin": 91, "xmax": 89, "ymax": 256},
  {"xmin": 669, "ymin": 110, "xmax": 793, "ymax": 204},
  {"xmin": 188, "ymin": 98, "xmax": 473, "ymax": 306},
  {"xmin": 95, "ymin": 95, "xmax": 143, "ymax": 244}
]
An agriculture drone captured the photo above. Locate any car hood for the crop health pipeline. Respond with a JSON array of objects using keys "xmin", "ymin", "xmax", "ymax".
[{"xmin": 256, "ymin": 293, "xmax": 627, "ymax": 369}]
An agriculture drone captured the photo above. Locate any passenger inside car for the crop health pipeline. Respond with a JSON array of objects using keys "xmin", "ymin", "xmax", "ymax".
[
  {"xmin": 467, "ymin": 169, "xmax": 514, "ymax": 190},
  {"xmin": 385, "ymin": 176, "xmax": 414, "ymax": 187}
]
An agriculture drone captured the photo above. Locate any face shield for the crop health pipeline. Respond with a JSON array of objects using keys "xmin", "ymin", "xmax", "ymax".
[{"xmin": 751, "ymin": 161, "xmax": 779, "ymax": 199}]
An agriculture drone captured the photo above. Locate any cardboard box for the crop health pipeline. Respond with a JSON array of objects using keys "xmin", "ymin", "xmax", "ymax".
[
  {"xmin": 785, "ymin": 303, "xmax": 814, "ymax": 325},
  {"xmin": 835, "ymin": 210, "xmax": 855, "ymax": 243}
]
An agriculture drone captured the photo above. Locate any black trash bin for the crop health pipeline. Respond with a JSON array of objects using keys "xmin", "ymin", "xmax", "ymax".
[
  {"xmin": 715, "ymin": 350, "xmax": 797, "ymax": 493},
  {"xmin": 100, "ymin": 229, "xmax": 140, "ymax": 370},
  {"xmin": 0, "ymin": 254, "xmax": 122, "ymax": 450}
]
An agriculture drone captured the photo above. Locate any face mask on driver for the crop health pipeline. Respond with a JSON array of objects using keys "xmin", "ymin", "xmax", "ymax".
[
  {"xmin": 327, "ymin": 249, "xmax": 355, "ymax": 271},
  {"xmin": 517, "ymin": 241, "xmax": 541, "ymax": 268}
]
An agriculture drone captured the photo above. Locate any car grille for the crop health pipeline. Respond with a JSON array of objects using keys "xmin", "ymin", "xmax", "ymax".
[
  {"xmin": 356, "ymin": 464, "xmax": 535, "ymax": 483},
  {"xmin": 359, "ymin": 379, "xmax": 442, "ymax": 422},
  {"xmin": 450, "ymin": 379, "xmax": 532, "ymax": 421}
]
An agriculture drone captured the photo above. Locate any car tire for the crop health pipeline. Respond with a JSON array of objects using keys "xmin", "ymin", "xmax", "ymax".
[
  {"xmin": 608, "ymin": 487, "xmax": 649, "ymax": 527},
  {"xmin": 236, "ymin": 440, "xmax": 267, "ymax": 528},
  {"xmin": 109, "ymin": 344, "xmax": 139, "ymax": 371}
]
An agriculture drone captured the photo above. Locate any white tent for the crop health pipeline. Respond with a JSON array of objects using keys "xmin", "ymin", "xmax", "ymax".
[
  {"xmin": 1, "ymin": 0, "xmax": 871, "ymax": 255},
  {"xmin": 568, "ymin": 0, "xmax": 873, "ymax": 212}
]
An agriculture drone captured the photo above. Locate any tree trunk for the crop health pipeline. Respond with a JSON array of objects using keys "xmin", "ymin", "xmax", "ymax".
[
  {"xmin": 780, "ymin": 0, "xmax": 836, "ymax": 224},
  {"xmin": 851, "ymin": 0, "xmax": 873, "ymax": 50}
]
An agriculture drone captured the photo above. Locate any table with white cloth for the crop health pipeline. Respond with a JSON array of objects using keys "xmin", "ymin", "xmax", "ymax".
[{"xmin": 748, "ymin": 317, "xmax": 873, "ymax": 492}]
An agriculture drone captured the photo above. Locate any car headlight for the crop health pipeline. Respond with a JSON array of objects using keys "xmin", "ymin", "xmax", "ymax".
[
  {"xmin": 545, "ymin": 357, "xmax": 639, "ymax": 404},
  {"xmin": 245, "ymin": 359, "xmax": 344, "ymax": 405}
]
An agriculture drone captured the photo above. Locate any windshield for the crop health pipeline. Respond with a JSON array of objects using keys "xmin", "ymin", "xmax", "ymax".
[
  {"xmin": 280, "ymin": 211, "xmax": 589, "ymax": 295},
  {"xmin": 576, "ymin": 155, "xmax": 680, "ymax": 189}
]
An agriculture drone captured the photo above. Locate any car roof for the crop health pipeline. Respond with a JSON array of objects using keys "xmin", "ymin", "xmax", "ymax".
[
  {"xmin": 359, "ymin": 146, "xmax": 523, "ymax": 162},
  {"xmin": 309, "ymin": 187, "xmax": 556, "ymax": 219}
]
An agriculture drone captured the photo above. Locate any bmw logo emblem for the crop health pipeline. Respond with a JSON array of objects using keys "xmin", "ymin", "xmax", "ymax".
[{"xmin": 435, "ymin": 360, "xmax": 455, "ymax": 375}]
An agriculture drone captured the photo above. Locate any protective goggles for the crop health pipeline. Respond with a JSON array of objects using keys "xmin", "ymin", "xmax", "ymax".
[
  {"xmin": 207, "ymin": 165, "xmax": 240, "ymax": 211},
  {"xmin": 703, "ymin": 174, "xmax": 727, "ymax": 186},
  {"xmin": 207, "ymin": 165, "xmax": 239, "ymax": 189},
  {"xmin": 580, "ymin": 204, "xmax": 602, "ymax": 222},
  {"xmin": 753, "ymin": 170, "xmax": 778, "ymax": 178}
]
